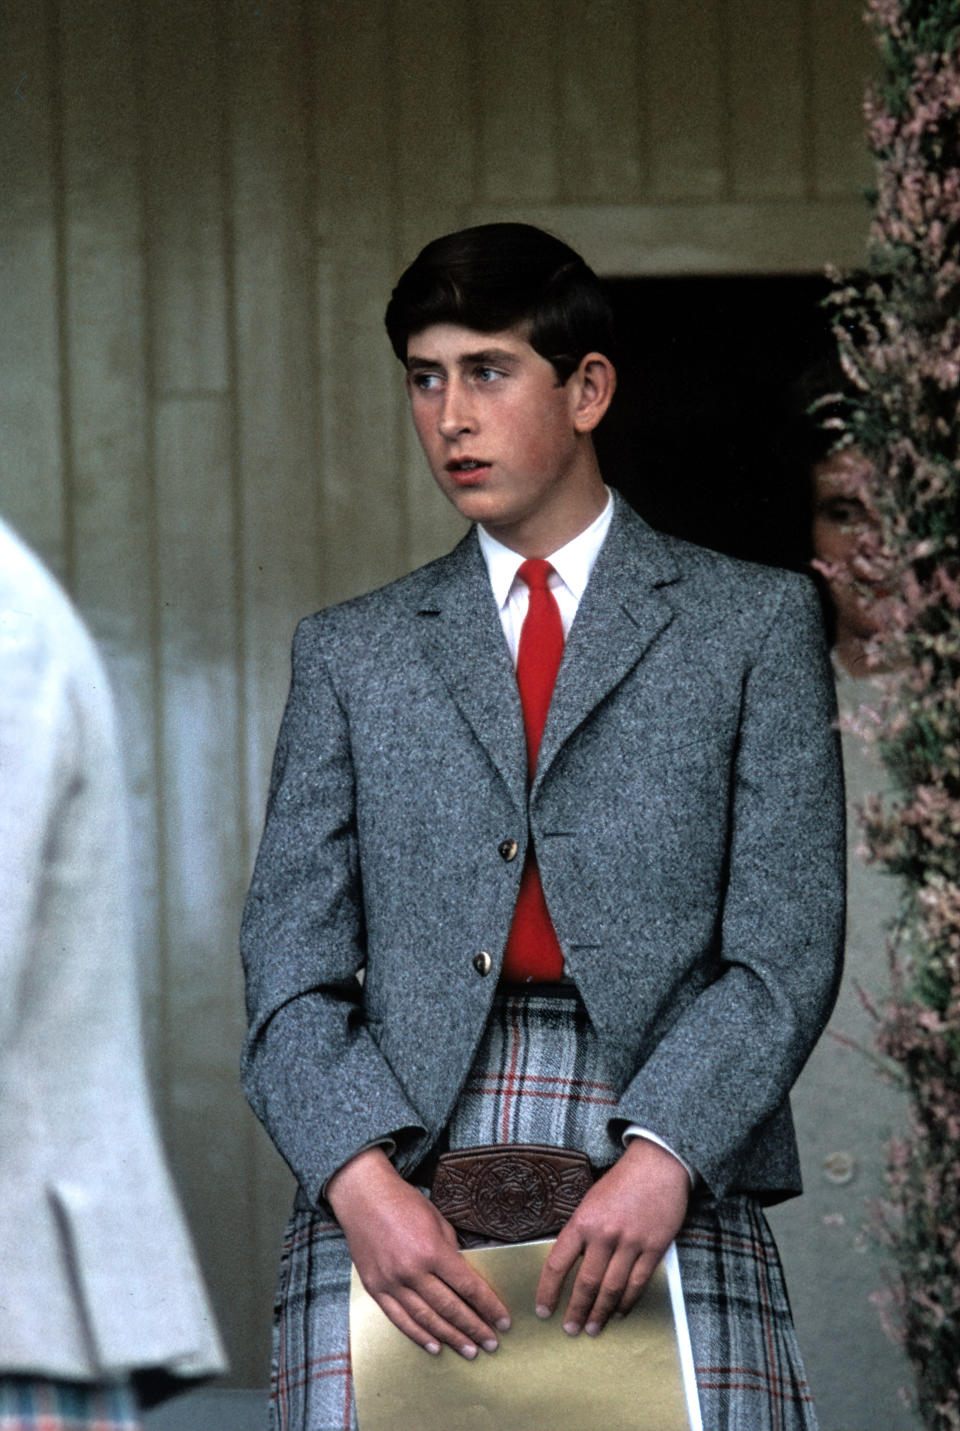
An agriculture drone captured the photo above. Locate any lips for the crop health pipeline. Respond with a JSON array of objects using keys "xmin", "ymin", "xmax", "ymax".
[{"xmin": 445, "ymin": 458, "xmax": 491, "ymax": 484}]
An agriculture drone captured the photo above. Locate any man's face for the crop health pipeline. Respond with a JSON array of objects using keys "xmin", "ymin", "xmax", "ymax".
[
  {"xmin": 405, "ymin": 323, "xmax": 598, "ymax": 550},
  {"xmin": 811, "ymin": 448, "xmax": 883, "ymax": 643}
]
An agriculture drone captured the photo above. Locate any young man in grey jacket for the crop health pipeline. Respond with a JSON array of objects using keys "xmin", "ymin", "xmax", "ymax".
[{"xmin": 241, "ymin": 223, "xmax": 845, "ymax": 1431}]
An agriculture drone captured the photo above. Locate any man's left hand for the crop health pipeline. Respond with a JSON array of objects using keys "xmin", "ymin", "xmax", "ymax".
[{"xmin": 534, "ymin": 1137, "xmax": 691, "ymax": 1336}]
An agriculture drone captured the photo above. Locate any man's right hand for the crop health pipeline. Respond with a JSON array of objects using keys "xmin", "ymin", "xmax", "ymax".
[{"xmin": 326, "ymin": 1146, "xmax": 511, "ymax": 1358}]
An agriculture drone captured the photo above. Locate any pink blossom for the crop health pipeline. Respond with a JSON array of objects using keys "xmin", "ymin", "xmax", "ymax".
[{"xmin": 831, "ymin": 10, "xmax": 960, "ymax": 1421}]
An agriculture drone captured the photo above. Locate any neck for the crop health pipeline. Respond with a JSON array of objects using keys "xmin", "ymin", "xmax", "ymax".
[{"xmin": 483, "ymin": 467, "xmax": 608, "ymax": 560}]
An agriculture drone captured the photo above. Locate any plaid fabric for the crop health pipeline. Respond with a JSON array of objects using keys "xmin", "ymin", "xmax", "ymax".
[
  {"xmin": 271, "ymin": 989, "xmax": 817, "ymax": 1431},
  {"xmin": 678, "ymin": 1200, "xmax": 817, "ymax": 1431},
  {"xmin": 0, "ymin": 1378, "xmax": 138, "ymax": 1431},
  {"xmin": 444, "ymin": 987, "xmax": 623, "ymax": 1166}
]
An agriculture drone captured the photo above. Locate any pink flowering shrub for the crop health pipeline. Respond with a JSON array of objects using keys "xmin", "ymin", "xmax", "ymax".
[{"xmin": 825, "ymin": 4, "xmax": 960, "ymax": 1426}]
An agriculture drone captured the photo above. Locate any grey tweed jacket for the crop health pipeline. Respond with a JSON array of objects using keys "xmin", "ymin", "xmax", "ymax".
[{"xmin": 241, "ymin": 495, "xmax": 845, "ymax": 1207}]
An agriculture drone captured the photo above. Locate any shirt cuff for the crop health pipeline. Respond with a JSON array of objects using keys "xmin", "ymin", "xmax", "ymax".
[{"xmin": 622, "ymin": 1125, "xmax": 697, "ymax": 1188}]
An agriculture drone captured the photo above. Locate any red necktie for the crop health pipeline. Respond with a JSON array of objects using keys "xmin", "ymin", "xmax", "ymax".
[{"xmin": 501, "ymin": 559, "xmax": 566, "ymax": 983}]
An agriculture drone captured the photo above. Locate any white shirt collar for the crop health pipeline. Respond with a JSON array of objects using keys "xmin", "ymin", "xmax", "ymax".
[{"xmin": 477, "ymin": 489, "xmax": 614, "ymax": 611}]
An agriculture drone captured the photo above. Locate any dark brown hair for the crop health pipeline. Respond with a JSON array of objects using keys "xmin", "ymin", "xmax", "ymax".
[{"xmin": 384, "ymin": 223, "xmax": 616, "ymax": 382}]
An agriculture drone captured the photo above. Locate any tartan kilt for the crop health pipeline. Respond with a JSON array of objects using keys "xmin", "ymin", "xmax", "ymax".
[
  {"xmin": 0, "ymin": 1377, "xmax": 139, "ymax": 1431},
  {"xmin": 271, "ymin": 988, "xmax": 817, "ymax": 1431}
]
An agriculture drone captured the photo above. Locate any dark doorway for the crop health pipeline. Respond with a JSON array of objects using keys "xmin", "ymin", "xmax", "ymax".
[{"xmin": 595, "ymin": 274, "xmax": 837, "ymax": 573}]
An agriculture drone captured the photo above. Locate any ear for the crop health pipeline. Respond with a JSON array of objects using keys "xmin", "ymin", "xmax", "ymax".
[{"xmin": 569, "ymin": 352, "xmax": 617, "ymax": 433}]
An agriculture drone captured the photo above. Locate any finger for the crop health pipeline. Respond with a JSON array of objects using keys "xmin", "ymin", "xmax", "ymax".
[
  {"xmin": 616, "ymin": 1249, "xmax": 659, "ymax": 1318},
  {"xmin": 558, "ymin": 1242, "xmax": 614, "ymax": 1334},
  {"xmin": 383, "ymin": 1283, "xmax": 487, "ymax": 1359},
  {"xmin": 440, "ymin": 1254, "xmax": 512, "ymax": 1334},
  {"xmin": 397, "ymin": 1273, "xmax": 504, "ymax": 1356},
  {"xmin": 376, "ymin": 1291, "xmax": 444, "ymax": 1356},
  {"xmin": 580, "ymin": 1245, "xmax": 644, "ymax": 1335},
  {"xmin": 535, "ymin": 1226, "xmax": 584, "ymax": 1317}
]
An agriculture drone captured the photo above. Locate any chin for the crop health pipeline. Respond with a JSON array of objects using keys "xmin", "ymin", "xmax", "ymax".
[{"xmin": 442, "ymin": 488, "xmax": 504, "ymax": 523}]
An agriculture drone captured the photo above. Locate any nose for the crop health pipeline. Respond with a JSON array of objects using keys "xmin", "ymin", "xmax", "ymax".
[{"xmin": 438, "ymin": 377, "xmax": 476, "ymax": 438}]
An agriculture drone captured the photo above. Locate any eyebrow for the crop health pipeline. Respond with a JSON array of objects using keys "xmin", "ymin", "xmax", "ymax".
[{"xmin": 405, "ymin": 347, "xmax": 520, "ymax": 372}]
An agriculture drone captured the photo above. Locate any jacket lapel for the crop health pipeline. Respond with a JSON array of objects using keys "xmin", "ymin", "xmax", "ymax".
[
  {"xmin": 408, "ymin": 531, "xmax": 528, "ymax": 814},
  {"xmin": 407, "ymin": 502, "xmax": 681, "ymax": 810},
  {"xmin": 533, "ymin": 499, "xmax": 681, "ymax": 795}
]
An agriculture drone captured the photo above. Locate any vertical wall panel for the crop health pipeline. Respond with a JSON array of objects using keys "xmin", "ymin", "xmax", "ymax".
[
  {"xmin": 140, "ymin": 0, "xmax": 232, "ymax": 1089},
  {"xmin": 231, "ymin": 0, "xmax": 322, "ymax": 764},
  {"xmin": 141, "ymin": 0, "xmax": 254, "ymax": 1370},
  {"xmin": 810, "ymin": 0, "xmax": 877, "ymax": 198},
  {"xmin": 389, "ymin": 0, "xmax": 475, "ymax": 570},
  {"xmin": 644, "ymin": 0, "xmax": 726, "ymax": 200},
  {"xmin": 312, "ymin": 0, "xmax": 408, "ymax": 599},
  {"xmin": 154, "ymin": 396, "xmax": 254, "ymax": 1364},
  {"xmin": 60, "ymin": 0, "xmax": 150, "ymax": 630},
  {"xmin": 229, "ymin": 0, "xmax": 324, "ymax": 1375},
  {"xmin": 558, "ymin": 0, "xmax": 642, "ymax": 202},
  {"xmin": 57, "ymin": 0, "xmax": 165, "ymax": 1047},
  {"xmin": 0, "ymin": 5, "xmax": 65, "ymax": 568},
  {"xmin": 728, "ymin": 0, "xmax": 808, "ymax": 199},
  {"xmin": 389, "ymin": 0, "xmax": 475, "ymax": 250},
  {"xmin": 142, "ymin": 3, "xmax": 229, "ymax": 395},
  {"xmin": 479, "ymin": 0, "xmax": 560, "ymax": 202}
]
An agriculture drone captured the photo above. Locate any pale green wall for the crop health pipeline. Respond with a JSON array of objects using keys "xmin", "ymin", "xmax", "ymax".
[{"xmin": 2, "ymin": 3, "xmax": 917, "ymax": 1423}]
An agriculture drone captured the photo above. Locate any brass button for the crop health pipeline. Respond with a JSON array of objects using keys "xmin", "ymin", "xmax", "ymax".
[
  {"xmin": 498, "ymin": 838, "xmax": 519, "ymax": 862},
  {"xmin": 472, "ymin": 951, "xmax": 493, "ymax": 977}
]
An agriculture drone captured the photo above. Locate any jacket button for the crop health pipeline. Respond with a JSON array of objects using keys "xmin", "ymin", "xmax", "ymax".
[
  {"xmin": 498, "ymin": 838, "xmax": 519, "ymax": 862},
  {"xmin": 472, "ymin": 951, "xmax": 493, "ymax": 977}
]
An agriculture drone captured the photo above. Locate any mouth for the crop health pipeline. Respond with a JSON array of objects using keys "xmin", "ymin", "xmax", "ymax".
[{"xmin": 445, "ymin": 458, "xmax": 491, "ymax": 484}]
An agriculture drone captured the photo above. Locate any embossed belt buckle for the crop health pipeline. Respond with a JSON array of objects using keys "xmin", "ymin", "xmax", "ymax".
[{"xmin": 430, "ymin": 1143, "xmax": 595, "ymax": 1246}]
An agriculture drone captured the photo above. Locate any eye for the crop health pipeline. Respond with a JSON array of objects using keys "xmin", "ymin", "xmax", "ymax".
[
  {"xmin": 409, "ymin": 371, "xmax": 443, "ymax": 392},
  {"xmin": 825, "ymin": 498, "xmax": 868, "ymax": 526},
  {"xmin": 474, "ymin": 365, "xmax": 505, "ymax": 383}
]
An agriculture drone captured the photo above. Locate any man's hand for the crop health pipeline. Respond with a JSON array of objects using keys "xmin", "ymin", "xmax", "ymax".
[
  {"xmin": 326, "ymin": 1146, "xmax": 511, "ymax": 1358},
  {"xmin": 534, "ymin": 1137, "xmax": 690, "ymax": 1337}
]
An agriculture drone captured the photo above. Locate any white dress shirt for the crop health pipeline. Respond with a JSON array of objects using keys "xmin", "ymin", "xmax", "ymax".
[{"xmin": 477, "ymin": 493, "xmax": 696, "ymax": 1186}]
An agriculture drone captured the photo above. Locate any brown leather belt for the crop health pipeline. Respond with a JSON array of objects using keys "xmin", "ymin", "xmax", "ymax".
[{"xmin": 429, "ymin": 1143, "xmax": 595, "ymax": 1247}]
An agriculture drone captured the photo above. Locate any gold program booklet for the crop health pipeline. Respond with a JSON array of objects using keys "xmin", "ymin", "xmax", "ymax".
[{"xmin": 350, "ymin": 1238, "xmax": 702, "ymax": 1431}]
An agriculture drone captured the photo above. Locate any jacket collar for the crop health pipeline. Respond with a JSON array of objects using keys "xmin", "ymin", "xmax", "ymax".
[
  {"xmin": 406, "ymin": 493, "xmax": 681, "ymax": 808},
  {"xmin": 534, "ymin": 494, "xmax": 680, "ymax": 792}
]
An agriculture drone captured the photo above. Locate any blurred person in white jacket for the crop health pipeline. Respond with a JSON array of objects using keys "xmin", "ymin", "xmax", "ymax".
[{"xmin": 0, "ymin": 515, "xmax": 226, "ymax": 1430}]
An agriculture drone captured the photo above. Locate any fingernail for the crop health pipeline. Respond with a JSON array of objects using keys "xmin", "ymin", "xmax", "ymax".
[
  {"xmin": 535, "ymin": 1304, "xmax": 551, "ymax": 1320},
  {"xmin": 562, "ymin": 1321, "xmax": 581, "ymax": 1337},
  {"xmin": 496, "ymin": 1317, "xmax": 512, "ymax": 1332},
  {"xmin": 585, "ymin": 1321, "xmax": 601, "ymax": 1337},
  {"xmin": 460, "ymin": 1343, "xmax": 478, "ymax": 1360},
  {"xmin": 425, "ymin": 1342, "xmax": 441, "ymax": 1356},
  {"xmin": 481, "ymin": 1338, "xmax": 498, "ymax": 1353}
]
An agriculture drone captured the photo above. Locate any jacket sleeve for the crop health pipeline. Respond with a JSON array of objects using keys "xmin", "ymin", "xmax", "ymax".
[
  {"xmin": 612, "ymin": 576, "xmax": 846, "ymax": 1198},
  {"xmin": 240, "ymin": 617, "xmax": 427, "ymax": 1203}
]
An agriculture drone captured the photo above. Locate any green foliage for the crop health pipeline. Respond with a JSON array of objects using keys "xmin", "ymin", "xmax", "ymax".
[
  {"xmin": 873, "ymin": 0, "xmax": 960, "ymax": 118},
  {"xmin": 827, "ymin": 4, "xmax": 960, "ymax": 1427}
]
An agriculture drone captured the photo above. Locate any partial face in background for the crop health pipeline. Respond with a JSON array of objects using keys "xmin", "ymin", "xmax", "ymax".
[{"xmin": 811, "ymin": 447, "xmax": 883, "ymax": 647}]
